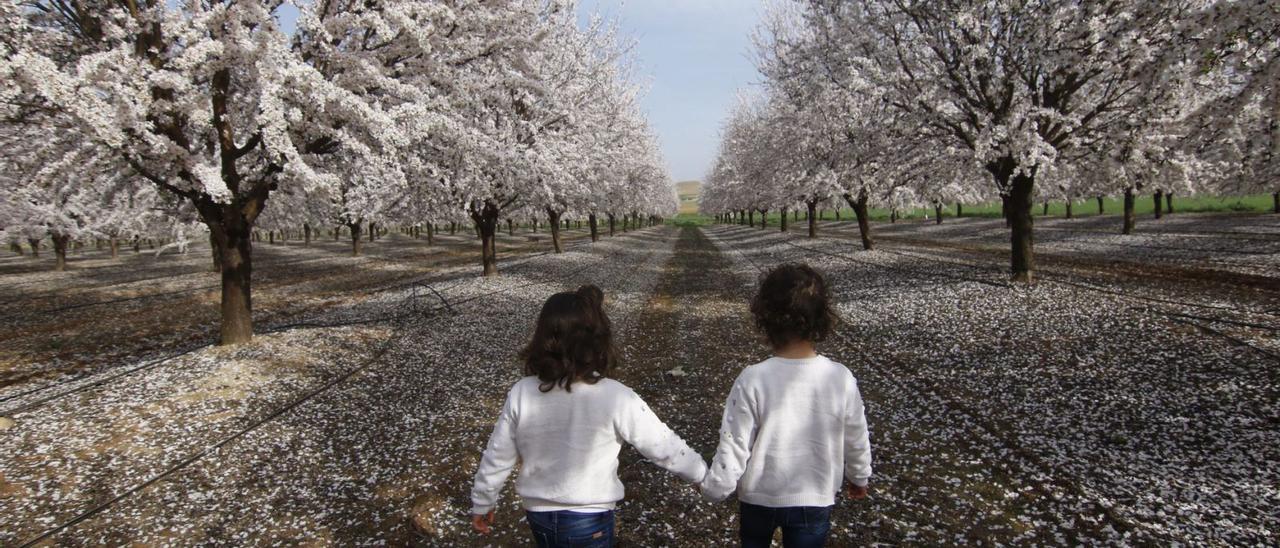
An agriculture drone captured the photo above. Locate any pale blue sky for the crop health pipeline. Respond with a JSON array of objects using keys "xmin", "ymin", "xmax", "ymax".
[
  {"xmin": 577, "ymin": 0, "xmax": 763, "ymax": 182},
  {"xmin": 275, "ymin": 1, "xmax": 762, "ymax": 182}
]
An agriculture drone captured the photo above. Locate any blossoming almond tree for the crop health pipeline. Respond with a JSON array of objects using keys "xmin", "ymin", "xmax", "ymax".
[
  {"xmin": 4, "ymin": 0, "xmax": 407, "ymax": 343},
  {"xmin": 799, "ymin": 0, "xmax": 1196, "ymax": 282}
]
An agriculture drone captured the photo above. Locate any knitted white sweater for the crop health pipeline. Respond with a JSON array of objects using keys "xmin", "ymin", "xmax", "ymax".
[
  {"xmin": 700, "ymin": 355, "xmax": 873, "ymax": 507},
  {"xmin": 470, "ymin": 377, "xmax": 707, "ymax": 514}
]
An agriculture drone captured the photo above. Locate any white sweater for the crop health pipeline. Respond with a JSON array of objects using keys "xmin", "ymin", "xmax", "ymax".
[
  {"xmin": 470, "ymin": 377, "xmax": 708, "ymax": 514},
  {"xmin": 700, "ymin": 355, "xmax": 872, "ymax": 507}
]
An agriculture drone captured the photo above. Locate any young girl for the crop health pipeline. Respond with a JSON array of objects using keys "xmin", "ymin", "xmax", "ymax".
[
  {"xmin": 700, "ymin": 263, "xmax": 873, "ymax": 548},
  {"xmin": 469, "ymin": 285, "xmax": 707, "ymax": 547}
]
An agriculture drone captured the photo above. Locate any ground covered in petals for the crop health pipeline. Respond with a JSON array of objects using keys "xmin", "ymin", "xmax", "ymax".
[{"xmin": 2, "ymin": 215, "xmax": 1277, "ymax": 546}]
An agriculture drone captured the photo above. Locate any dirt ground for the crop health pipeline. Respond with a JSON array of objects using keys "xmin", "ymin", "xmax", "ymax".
[{"xmin": 1, "ymin": 214, "xmax": 1276, "ymax": 546}]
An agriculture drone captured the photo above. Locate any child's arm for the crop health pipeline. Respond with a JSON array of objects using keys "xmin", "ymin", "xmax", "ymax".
[
  {"xmin": 699, "ymin": 379, "xmax": 756, "ymax": 502},
  {"xmin": 616, "ymin": 390, "xmax": 708, "ymax": 483},
  {"xmin": 469, "ymin": 388, "xmax": 520, "ymax": 519},
  {"xmin": 844, "ymin": 379, "xmax": 873, "ymax": 489}
]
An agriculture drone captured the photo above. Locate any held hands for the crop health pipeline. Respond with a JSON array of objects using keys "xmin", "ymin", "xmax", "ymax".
[
  {"xmin": 471, "ymin": 511, "xmax": 495, "ymax": 535},
  {"xmin": 844, "ymin": 482, "xmax": 869, "ymax": 500}
]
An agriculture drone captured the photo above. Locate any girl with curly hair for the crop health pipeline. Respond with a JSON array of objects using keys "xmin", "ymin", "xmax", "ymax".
[{"xmin": 700, "ymin": 264, "xmax": 873, "ymax": 548}]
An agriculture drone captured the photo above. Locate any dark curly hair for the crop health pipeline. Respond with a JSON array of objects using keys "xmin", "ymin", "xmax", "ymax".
[
  {"xmin": 750, "ymin": 263, "xmax": 836, "ymax": 349},
  {"xmin": 521, "ymin": 285, "xmax": 618, "ymax": 392}
]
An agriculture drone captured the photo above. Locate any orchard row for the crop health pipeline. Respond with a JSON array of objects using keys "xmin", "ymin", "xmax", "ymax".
[
  {"xmin": 0, "ymin": 1, "xmax": 678, "ymax": 344},
  {"xmin": 702, "ymin": 0, "xmax": 1278, "ymax": 281}
]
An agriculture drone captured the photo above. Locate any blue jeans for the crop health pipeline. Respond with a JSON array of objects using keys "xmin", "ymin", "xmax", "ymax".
[
  {"xmin": 739, "ymin": 501, "xmax": 832, "ymax": 548},
  {"xmin": 525, "ymin": 510, "xmax": 615, "ymax": 548}
]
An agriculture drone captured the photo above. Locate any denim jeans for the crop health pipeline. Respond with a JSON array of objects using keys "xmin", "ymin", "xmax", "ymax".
[
  {"xmin": 739, "ymin": 501, "xmax": 833, "ymax": 548},
  {"xmin": 525, "ymin": 509, "xmax": 615, "ymax": 548}
]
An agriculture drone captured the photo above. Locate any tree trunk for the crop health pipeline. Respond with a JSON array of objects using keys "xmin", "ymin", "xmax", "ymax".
[
  {"xmin": 10, "ymin": 242, "xmax": 22, "ymax": 255},
  {"xmin": 269, "ymin": 230, "xmax": 275, "ymax": 245},
  {"xmin": 759, "ymin": 209, "xmax": 768, "ymax": 228},
  {"xmin": 1001, "ymin": 195, "xmax": 1011, "ymax": 228},
  {"xmin": 52, "ymin": 234, "xmax": 70, "ymax": 271},
  {"xmin": 209, "ymin": 232, "xmax": 222, "ymax": 272},
  {"xmin": 1042, "ymin": 202, "xmax": 1049, "ymax": 216},
  {"xmin": 956, "ymin": 203, "xmax": 963, "ymax": 218},
  {"xmin": 349, "ymin": 222, "xmax": 363, "ymax": 256},
  {"xmin": 210, "ymin": 224, "xmax": 253, "ymax": 345},
  {"xmin": 1165, "ymin": 193, "xmax": 1173, "ymax": 214},
  {"xmin": 1123, "ymin": 187, "xmax": 1136, "ymax": 235},
  {"xmin": 110, "ymin": 238, "xmax": 119, "ymax": 258},
  {"xmin": 1097, "ymin": 196, "xmax": 1105, "ymax": 215},
  {"xmin": 1065, "ymin": 200, "xmax": 1074, "ymax": 219},
  {"xmin": 1153, "ymin": 190, "xmax": 1164, "ymax": 219},
  {"xmin": 844, "ymin": 192, "xmax": 874, "ymax": 251},
  {"xmin": 890, "ymin": 210, "xmax": 897, "ymax": 224},
  {"xmin": 28, "ymin": 238, "xmax": 39, "ymax": 257},
  {"xmin": 304, "ymin": 223, "xmax": 311, "ymax": 246},
  {"xmin": 471, "ymin": 200, "xmax": 501, "ymax": 277},
  {"xmin": 589, "ymin": 213, "xmax": 600, "ymax": 242},
  {"xmin": 807, "ymin": 201, "xmax": 818, "ymax": 238},
  {"xmin": 426, "ymin": 223, "xmax": 435, "ymax": 245},
  {"xmin": 547, "ymin": 208, "xmax": 563, "ymax": 253},
  {"xmin": 133, "ymin": 236, "xmax": 140, "ymax": 253},
  {"xmin": 450, "ymin": 222, "xmax": 457, "ymax": 235},
  {"xmin": 1007, "ymin": 173, "xmax": 1036, "ymax": 282},
  {"xmin": 1273, "ymin": 192, "xmax": 1279, "ymax": 214},
  {"xmin": 508, "ymin": 219, "xmax": 514, "ymax": 236},
  {"xmin": 835, "ymin": 209, "xmax": 841, "ymax": 221},
  {"xmin": 780, "ymin": 207, "xmax": 788, "ymax": 232}
]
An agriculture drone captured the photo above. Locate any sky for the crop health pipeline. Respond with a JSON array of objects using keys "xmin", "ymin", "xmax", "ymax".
[
  {"xmin": 275, "ymin": 1, "xmax": 762, "ymax": 183},
  {"xmin": 576, "ymin": 0, "xmax": 764, "ymax": 182}
]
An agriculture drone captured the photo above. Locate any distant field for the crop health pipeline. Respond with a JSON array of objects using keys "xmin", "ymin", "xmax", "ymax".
[{"xmin": 676, "ymin": 180, "xmax": 701, "ymax": 214}]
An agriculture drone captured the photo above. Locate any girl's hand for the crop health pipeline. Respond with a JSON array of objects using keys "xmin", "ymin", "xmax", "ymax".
[
  {"xmin": 472, "ymin": 511, "xmax": 495, "ymax": 535},
  {"xmin": 845, "ymin": 482, "xmax": 869, "ymax": 500}
]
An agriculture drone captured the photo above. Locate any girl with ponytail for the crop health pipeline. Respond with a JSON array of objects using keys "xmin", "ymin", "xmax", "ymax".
[{"xmin": 469, "ymin": 285, "xmax": 706, "ymax": 547}]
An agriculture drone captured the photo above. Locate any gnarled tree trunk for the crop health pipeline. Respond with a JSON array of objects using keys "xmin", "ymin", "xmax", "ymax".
[
  {"xmin": 1153, "ymin": 190, "xmax": 1164, "ymax": 219},
  {"xmin": 589, "ymin": 213, "xmax": 599, "ymax": 242},
  {"xmin": 210, "ymin": 232, "xmax": 222, "ymax": 272},
  {"xmin": 471, "ymin": 200, "xmax": 500, "ymax": 276},
  {"xmin": 1123, "ymin": 187, "xmax": 1136, "ymax": 235},
  {"xmin": 547, "ymin": 208, "xmax": 563, "ymax": 253},
  {"xmin": 348, "ymin": 221, "xmax": 363, "ymax": 256},
  {"xmin": 935, "ymin": 203, "xmax": 944, "ymax": 225},
  {"xmin": 780, "ymin": 207, "xmax": 788, "ymax": 232},
  {"xmin": 988, "ymin": 157, "xmax": 1036, "ymax": 282},
  {"xmin": 807, "ymin": 200, "xmax": 818, "ymax": 238},
  {"xmin": 843, "ymin": 191, "xmax": 874, "ymax": 251},
  {"xmin": 52, "ymin": 234, "xmax": 70, "ymax": 271}
]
